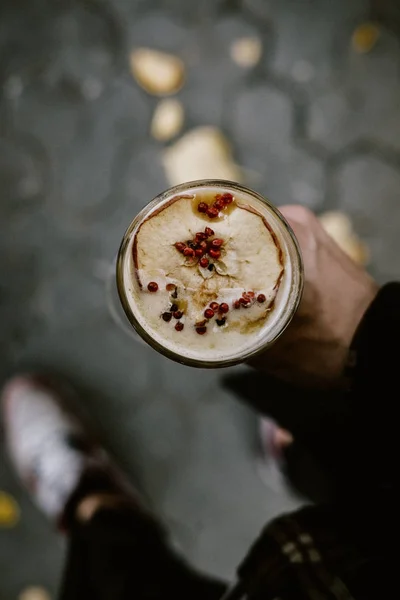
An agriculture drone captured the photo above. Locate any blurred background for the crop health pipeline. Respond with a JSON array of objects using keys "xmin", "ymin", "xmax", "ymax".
[{"xmin": 1, "ymin": 0, "xmax": 400, "ymax": 598}]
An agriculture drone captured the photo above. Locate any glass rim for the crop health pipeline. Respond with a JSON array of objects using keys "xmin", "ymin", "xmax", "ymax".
[{"xmin": 116, "ymin": 179, "xmax": 304, "ymax": 368}]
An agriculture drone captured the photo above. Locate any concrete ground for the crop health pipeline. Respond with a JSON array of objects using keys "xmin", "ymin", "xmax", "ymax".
[{"xmin": 1, "ymin": 0, "xmax": 400, "ymax": 597}]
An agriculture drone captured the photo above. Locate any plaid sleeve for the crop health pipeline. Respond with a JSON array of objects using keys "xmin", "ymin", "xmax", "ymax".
[{"xmin": 233, "ymin": 504, "xmax": 391, "ymax": 600}]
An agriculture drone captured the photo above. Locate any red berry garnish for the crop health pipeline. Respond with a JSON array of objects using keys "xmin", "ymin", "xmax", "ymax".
[
  {"xmin": 195, "ymin": 248, "xmax": 204, "ymax": 257},
  {"xmin": 162, "ymin": 312, "xmax": 172, "ymax": 322},
  {"xmin": 175, "ymin": 242, "xmax": 186, "ymax": 253},
  {"xmin": 209, "ymin": 248, "xmax": 221, "ymax": 259},
  {"xmin": 196, "ymin": 326, "xmax": 207, "ymax": 335},
  {"xmin": 213, "ymin": 199, "xmax": 224, "ymax": 211},
  {"xmin": 257, "ymin": 294, "xmax": 266, "ymax": 303},
  {"xmin": 207, "ymin": 207, "xmax": 219, "ymax": 219},
  {"xmin": 198, "ymin": 202, "xmax": 208, "ymax": 213},
  {"xmin": 173, "ymin": 311, "xmax": 183, "ymax": 319},
  {"xmin": 243, "ymin": 292, "xmax": 255, "ymax": 303},
  {"xmin": 170, "ymin": 303, "xmax": 178, "ymax": 312},
  {"xmin": 204, "ymin": 227, "xmax": 214, "ymax": 237},
  {"xmin": 210, "ymin": 302, "xmax": 219, "ymax": 312},
  {"xmin": 199, "ymin": 241, "xmax": 208, "ymax": 251},
  {"xmin": 211, "ymin": 238, "xmax": 223, "ymax": 248},
  {"xmin": 219, "ymin": 303, "xmax": 229, "ymax": 313},
  {"xmin": 147, "ymin": 282, "xmax": 158, "ymax": 292},
  {"xmin": 199, "ymin": 257, "xmax": 209, "ymax": 268},
  {"xmin": 204, "ymin": 308, "xmax": 215, "ymax": 319},
  {"xmin": 175, "ymin": 322, "xmax": 184, "ymax": 331},
  {"xmin": 233, "ymin": 300, "xmax": 241, "ymax": 309},
  {"xmin": 195, "ymin": 232, "xmax": 207, "ymax": 242},
  {"xmin": 166, "ymin": 283, "xmax": 176, "ymax": 292},
  {"xmin": 222, "ymin": 192, "xmax": 233, "ymax": 204},
  {"xmin": 183, "ymin": 247, "xmax": 195, "ymax": 257}
]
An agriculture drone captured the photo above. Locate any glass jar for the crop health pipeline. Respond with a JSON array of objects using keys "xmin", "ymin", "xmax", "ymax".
[{"xmin": 116, "ymin": 179, "xmax": 303, "ymax": 368}]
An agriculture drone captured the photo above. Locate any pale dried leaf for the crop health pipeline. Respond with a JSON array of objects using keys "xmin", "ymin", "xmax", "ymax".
[
  {"xmin": 162, "ymin": 126, "xmax": 242, "ymax": 186},
  {"xmin": 319, "ymin": 211, "xmax": 369, "ymax": 265},
  {"xmin": 352, "ymin": 22, "xmax": 381, "ymax": 54},
  {"xmin": 129, "ymin": 48, "xmax": 185, "ymax": 95},
  {"xmin": 19, "ymin": 587, "xmax": 51, "ymax": 600},
  {"xmin": 230, "ymin": 37, "xmax": 262, "ymax": 68},
  {"xmin": 151, "ymin": 99, "xmax": 184, "ymax": 141}
]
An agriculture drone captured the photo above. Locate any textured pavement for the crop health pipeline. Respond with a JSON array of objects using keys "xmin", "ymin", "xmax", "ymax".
[{"xmin": 1, "ymin": 0, "xmax": 400, "ymax": 597}]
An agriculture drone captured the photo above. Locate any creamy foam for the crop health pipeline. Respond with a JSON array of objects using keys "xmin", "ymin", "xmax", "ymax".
[{"xmin": 118, "ymin": 183, "xmax": 301, "ymax": 365}]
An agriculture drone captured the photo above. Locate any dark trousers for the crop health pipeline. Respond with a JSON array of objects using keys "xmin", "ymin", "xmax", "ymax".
[{"xmin": 60, "ymin": 503, "xmax": 227, "ymax": 600}]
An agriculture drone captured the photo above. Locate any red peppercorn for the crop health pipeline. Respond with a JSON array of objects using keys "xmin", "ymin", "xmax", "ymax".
[
  {"xmin": 239, "ymin": 297, "xmax": 251, "ymax": 307},
  {"xmin": 162, "ymin": 312, "xmax": 172, "ymax": 322},
  {"xmin": 195, "ymin": 232, "xmax": 207, "ymax": 242},
  {"xmin": 199, "ymin": 257, "xmax": 209, "ymax": 268},
  {"xmin": 183, "ymin": 247, "xmax": 195, "ymax": 257},
  {"xmin": 166, "ymin": 283, "xmax": 176, "ymax": 291},
  {"xmin": 175, "ymin": 322, "xmax": 184, "ymax": 331},
  {"xmin": 147, "ymin": 282, "xmax": 158, "ymax": 292},
  {"xmin": 242, "ymin": 292, "xmax": 255, "ymax": 303},
  {"xmin": 207, "ymin": 207, "xmax": 219, "ymax": 219},
  {"xmin": 233, "ymin": 300, "xmax": 241, "ymax": 309},
  {"xmin": 204, "ymin": 227, "xmax": 214, "ymax": 237},
  {"xmin": 211, "ymin": 238, "xmax": 223, "ymax": 248},
  {"xmin": 210, "ymin": 302, "xmax": 219, "ymax": 311},
  {"xmin": 222, "ymin": 192, "xmax": 233, "ymax": 204},
  {"xmin": 198, "ymin": 202, "xmax": 208, "ymax": 213},
  {"xmin": 196, "ymin": 326, "xmax": 207, "ymax": 335},
  {"xmin": 219, "ymin": 303, "xmax": 229, "ymax": 313},
  {"xmin": 204, "ymin": 308, "xmax": 215, "ymax": 319},
  {"xmin": 199, "ymin": 240, "xmax": 208, "ymax": 251},
  {"xmin": 209, "ymin": 248, "xmax": 221, "ymax": 259},
  {"xmin": 213, "ymin": 199, "xmax": 224, "ymax": 211},
  {"xmin": 174, "ymin": 242, "xmax": 186, "ymax": 253},
  {"xmin": 257, "ymin": 294, "xmax": 266, "ymax": 303},
  {"xmin": 195, "ymin": 248, "xmax": 204, "ymax": 257},
  {"xmin": 173, "ymin": 311, "xmax": 183, "ymax": 319}
]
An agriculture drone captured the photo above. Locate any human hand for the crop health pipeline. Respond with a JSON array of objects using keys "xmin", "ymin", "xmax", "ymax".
[{"xmin": 251, "ymin": 206, "xmax": 378, "ymax": 388}]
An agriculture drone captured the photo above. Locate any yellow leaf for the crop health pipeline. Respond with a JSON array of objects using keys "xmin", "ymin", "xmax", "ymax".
[
  {"xmin": 0, "ymin": 491, "xmax": 20, "ymax": 527},
  {"xmin": 352, "ymin": 23, "xmax": 381, "ymax": 54}
]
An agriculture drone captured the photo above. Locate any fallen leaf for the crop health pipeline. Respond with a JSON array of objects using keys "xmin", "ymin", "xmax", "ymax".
[
  {"xmin": 151, "ymin": 98, "xmax": 184, "ymax": 141},
  {"xmin": 19, "ymin": 586, "xmax": 51, "ymax": 600},
  {"xmin": 162, "ymin": 126, "xmax": 242, "ymax": 186},
  {"xmin": 352, "ymin": 22, "xmax": 380, "ymax": 54},
  {"xmin": 129, "ymin": 48, "xmax": 185, "ymax": 95},
  {"xmin": 319, "ymin": 211, "xmax": 369, "ymax": 265},
  {"xmin": 230, "ymin": 37, "xmax": 262, "ymax": 68},
  {"xmin": 0, "ymin": 491, "xmax": 20, "ymax": 527}
]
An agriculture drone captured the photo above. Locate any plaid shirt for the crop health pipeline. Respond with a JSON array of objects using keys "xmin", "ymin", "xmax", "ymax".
[{"xmin": 223, "ymin": 502, "xmax": 393, "ymax": 600}]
